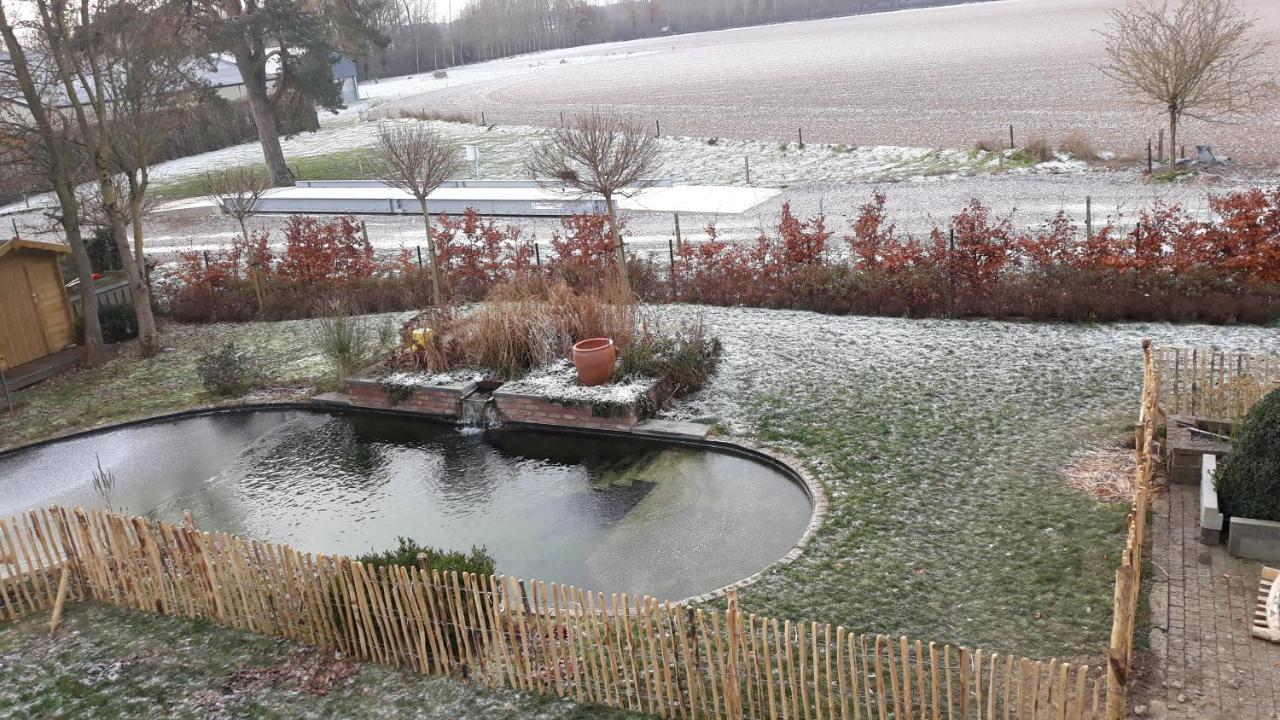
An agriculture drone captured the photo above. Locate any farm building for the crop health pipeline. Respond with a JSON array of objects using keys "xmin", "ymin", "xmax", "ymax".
[{"xmin": 0, "ymin": 238, "xmax": 76, "ymax": 371}]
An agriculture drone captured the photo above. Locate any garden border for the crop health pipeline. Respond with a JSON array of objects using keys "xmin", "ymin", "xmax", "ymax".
[{"xmin": 0, "ymin": 402, "xmax": 828, "ymax": 606}]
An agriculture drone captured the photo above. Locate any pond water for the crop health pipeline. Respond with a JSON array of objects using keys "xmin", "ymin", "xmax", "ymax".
[{"xmin": 0, "ymin": 410, "xmax": 812, "ymax": 600}]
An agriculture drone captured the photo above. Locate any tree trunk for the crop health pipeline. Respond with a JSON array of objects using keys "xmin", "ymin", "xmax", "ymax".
[
  {"xmin": 1168, "ymin": 106, "xmax": 1178, "ymax": 169},
  {"xmin": 604, "ymin": 193, "xmax": 631, "ymax": 293},
  {"xmin": 419, "ymin": 198, "xmax": 443, "ymax": 303},
  {"xmin": 57, "ymin": 186, "xmax": 105, "ymax": 366},
  {"xmin": 129, "ymin": 189, "xmax": 147, "ymax": 276},
  {"xmin": 100, "ymin": 172, "xmax": 160, "ymax": 356},
  {"xmin": 0, "ymin": 6, "xmax": 103, "ymax": 364},
  {"xmin": 232, "ymin": 42, "xmax": 294, "ymax": 187}
]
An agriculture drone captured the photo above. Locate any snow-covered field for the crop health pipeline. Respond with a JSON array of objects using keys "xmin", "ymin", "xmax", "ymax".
[
  {"xmin": 6, "ymin": 0, "xmax": 1277, "ymax": 257},
  {"xmin": 376, "ymin": 0, "xmax": 1280, "ymax": 162}
]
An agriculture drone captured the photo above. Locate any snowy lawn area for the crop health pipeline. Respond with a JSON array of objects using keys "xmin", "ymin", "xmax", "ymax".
[
  {"xmin": 650, "ymin": 306, "xmax": 1277, "ymax": 660},
  {"xmin": 0, "ymin": 603, "xmax": 644, "ymax": 719}
]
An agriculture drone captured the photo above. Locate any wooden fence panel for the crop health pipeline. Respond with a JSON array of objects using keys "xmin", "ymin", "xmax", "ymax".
[
  {"xmin": 0, "ymin": 504, "xmax": 1103, "ymax": 719},
  {"xmin": 1153, "ymin": 345, "xmax": 1280, "ymax": 422}
]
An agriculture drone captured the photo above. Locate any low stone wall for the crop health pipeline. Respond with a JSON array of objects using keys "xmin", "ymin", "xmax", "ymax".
[
  {"xmin": 492, "ymin": 391, "xmax": 646, "ymax": 432},
  {"xmin": 345, "ymin": 378, "xmax": 469, "ymax": 419}
]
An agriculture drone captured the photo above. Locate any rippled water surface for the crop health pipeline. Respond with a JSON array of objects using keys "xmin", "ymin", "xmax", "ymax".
[{"xmin": 0, "ymin": 410, "xmax": 811, "ymax": 599}]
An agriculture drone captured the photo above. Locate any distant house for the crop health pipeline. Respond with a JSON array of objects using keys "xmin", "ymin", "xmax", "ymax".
[
  {"xmin": 0, "ymin": 239, "xmax": 76, "ymax": 371},
  {"xmin": 0, "ymin": 51, "xmax": 361, "ymax": 110},
  {"xmin": 206, "ymin": 53, "xmax": 360, "ymax": 104}
]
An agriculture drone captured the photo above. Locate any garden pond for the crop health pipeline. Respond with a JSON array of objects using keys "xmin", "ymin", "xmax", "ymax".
[{"xmin": 0, "ymin": 409, "xmax": 813, "ymax": 600}]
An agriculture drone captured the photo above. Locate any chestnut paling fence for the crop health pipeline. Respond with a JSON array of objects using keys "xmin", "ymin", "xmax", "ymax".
[
  {"xmin": 1152, "ymin": 345, "xmax": 1280, "ymax": 422},
  {"xmin": 1102, "ymin": 342, "xmax": 1160, "ymax": 720},
  {"xmin": 1103, "ymin": 343, "xmax": 1280, "ymax": 719},
  {"xmin": 0, "ymin": 505, "xmax": 1106, "ymax": 719}
]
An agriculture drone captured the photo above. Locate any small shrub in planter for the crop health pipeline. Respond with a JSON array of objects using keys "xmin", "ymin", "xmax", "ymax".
[
  {"xmin": 195, "ymin": 343, "xmax": 261, "ymax": 397},
  {"xmin": 1214, "ymin": 388, "xmax": 1280, "ymax": 522}
]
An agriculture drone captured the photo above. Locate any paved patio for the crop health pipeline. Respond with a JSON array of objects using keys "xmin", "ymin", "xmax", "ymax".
[{"xmin": 1138, "ymin": 483, "xmax": 1280, "ymax": 719}]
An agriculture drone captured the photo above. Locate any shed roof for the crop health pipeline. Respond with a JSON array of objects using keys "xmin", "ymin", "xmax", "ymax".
[{"xmin": 0, "ymin": 238, "xmax": 71, "ymax": 260}]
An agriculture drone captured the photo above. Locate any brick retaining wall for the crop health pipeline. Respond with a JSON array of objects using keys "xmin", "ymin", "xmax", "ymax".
[
  {"xmin": 491, "ymin": 392, "xmax": 643, "ymax": 432},
  {"xmin": 345, "ymin": 379, "xmax": 468, "ymax": 418}
]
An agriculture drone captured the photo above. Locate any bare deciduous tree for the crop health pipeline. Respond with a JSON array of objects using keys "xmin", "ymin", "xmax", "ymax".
[
  {"xmin": 204, "ymin": 165, "xmax": 271, "ymax": 244},
  {"xmin": 1101, "ymin": 0, "xmax": 1277, "ymax": 167},
  {"xmin": 205, "ymin": 165, "xmax": 271, "ymax": 313},
  {"xmin": 99, "ymin": 0, "xmax": 205, "ymax": 272},
  {"xmin": 31, "ymin": 0, "xmax": 162, "ymax": 356},
  {"xmin": 0, "ymin": 0, "xmax": 106, "ymax": 363},
  {"xmin": 376, "ymin": 122, "xmax": 460, "ymax": 302},
  {"xmin": 527, "ymin": 110, "xmax": 662, "ymax": 291}
]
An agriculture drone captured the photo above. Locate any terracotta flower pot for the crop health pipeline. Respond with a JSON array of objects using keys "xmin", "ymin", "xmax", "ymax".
[{"xmin": 572, "ymin": 338, "xmax": 616, "ymax": 387}]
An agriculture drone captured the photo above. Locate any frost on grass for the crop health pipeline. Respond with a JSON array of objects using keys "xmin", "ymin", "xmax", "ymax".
[
  {"xmin": 498, "ymin": 359, "xmax": 656, "ymax": 407},
  {"xmin": 649, "ymin": 305, "xmax": 1277, "ymax": 658}
]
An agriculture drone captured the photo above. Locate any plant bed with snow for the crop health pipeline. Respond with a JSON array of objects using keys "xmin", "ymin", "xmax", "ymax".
[
  {"xmin": 493, "ymin": 361, "xmax": 667, "ymax": 431},
  {"xmin": 344, "ymin": 370, "xmax": 481, "ymax": 416}
]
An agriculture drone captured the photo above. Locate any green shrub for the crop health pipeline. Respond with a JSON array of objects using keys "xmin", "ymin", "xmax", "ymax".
[
  {"xmin": 334, "ymin": 538, "xmax": 496, "ymax": 667},
  {"xmin": 86, "ymin": 226, "xmax": 121, "ymax": 273},
  {"xmin": 195, "ymin": 343, "xmax": 261, "ymax": 397},
  {"xmin": 620, "ymin": 319, "xmax": 722, "ymax": 398},
  {"xmin": 98, "ymin": 305, "xmax": 139, "ymax": 344},
  {"xmin": 1214, "ymin": 388, "xmax": 1280, "ymax": 522},
  {"xmin": 356, "ymin": 537, "xmax": 497, "ymax": 577},
  {"xmin": 75, "ymin": 304, "xmax": 139, "ymax": 344}
]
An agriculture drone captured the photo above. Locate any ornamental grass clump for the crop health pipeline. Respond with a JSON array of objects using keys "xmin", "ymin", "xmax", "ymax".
[
  {"xmin": 1214, "ymin": 388, "xmax": 1280, "ymax": 522},
  {"xmin": 392, "ymin": 277, "xmax": 637, "ymax": 378}
]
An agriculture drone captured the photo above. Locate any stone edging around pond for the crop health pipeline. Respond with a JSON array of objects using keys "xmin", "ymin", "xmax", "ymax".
[
  {"xmin": 675, "ymin": 437, "xmax": 829, "ymax": 607},
  {"xmin": 0, "ymin": 401, "xmax": 829, "ymax": 608}
]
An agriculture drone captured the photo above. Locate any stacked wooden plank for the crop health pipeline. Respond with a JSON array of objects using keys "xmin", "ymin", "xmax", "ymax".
[{"xmin": 1254, "ymin": 567, "xmax": 1279, "ymax": 643}]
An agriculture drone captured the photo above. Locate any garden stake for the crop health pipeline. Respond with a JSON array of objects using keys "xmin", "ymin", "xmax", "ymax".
[{"xmin": 1009, "ymin": 124, "xmax": 1015, "ymax": 149}]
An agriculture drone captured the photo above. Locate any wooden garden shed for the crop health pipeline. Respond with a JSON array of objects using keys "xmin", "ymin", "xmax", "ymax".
[{"xmin": 0, "ymin": 238, "xmax": 76, "ymax": 371}]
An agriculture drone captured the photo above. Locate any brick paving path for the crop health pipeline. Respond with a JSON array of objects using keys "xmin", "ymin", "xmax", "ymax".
[{"xmin": 1137, "ymin": 483, "xmax": 1280, "ymax": 719}]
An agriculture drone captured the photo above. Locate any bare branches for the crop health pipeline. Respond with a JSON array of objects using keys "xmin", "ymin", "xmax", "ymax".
[
  {"xmin": 203, "ymin": 165, "xmax": 270, "ymax": 237},
  {"xmin": 527, "ymin": 110, "xmax": 663, "ymax": 200},
  {"xmin": 1100, "ymin": 0, "xmax": 1277, "ymax": 164},
  {"xmin": 376, "ymin": 122, "xmax": 461, "ymax": 202},
  {"xmin": 528, "ymin": 109, "xmax": 662, "ymax": 291},
  {"xmin": 375, "ymin": 121, "xmax": 461, "ymax": 303}
]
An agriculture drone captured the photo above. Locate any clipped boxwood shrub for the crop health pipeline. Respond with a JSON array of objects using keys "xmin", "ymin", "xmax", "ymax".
[{"xmin": 1214, "ymin": 388, "xmax": 1280, "ymax": 522}]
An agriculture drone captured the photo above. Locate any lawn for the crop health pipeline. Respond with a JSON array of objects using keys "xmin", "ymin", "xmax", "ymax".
[
  {"xmin": 0, "ymin": 307, "xmax": 1276, "ymax": 714},
  {"xmin": 0, "ymin": 603, "xmax": 642, "ymax": 719}
]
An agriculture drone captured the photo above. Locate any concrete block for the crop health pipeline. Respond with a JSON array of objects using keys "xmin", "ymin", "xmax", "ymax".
[
  {"xmin": 1227, "ymin": 516, "xmax": 1280, "ymax": 563},
  {"xmin": 1199, "ymin": 455, "xmax": 1223, "ymax": 545}
]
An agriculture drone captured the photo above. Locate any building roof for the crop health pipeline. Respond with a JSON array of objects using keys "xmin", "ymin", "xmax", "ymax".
[{"xmin": 0, "ymin": 238, "xmax": 71, "ymax": 260}]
